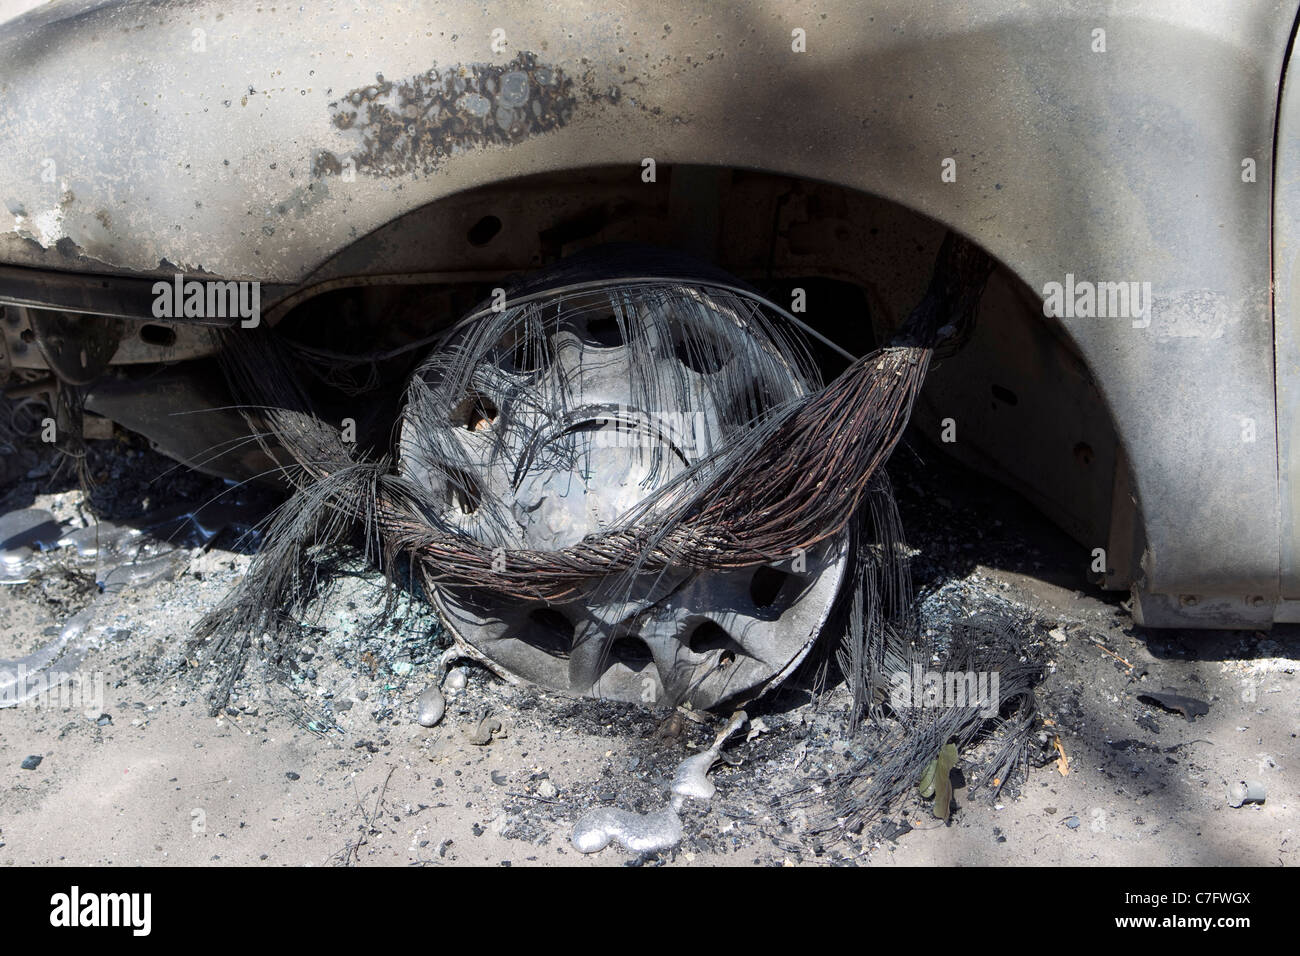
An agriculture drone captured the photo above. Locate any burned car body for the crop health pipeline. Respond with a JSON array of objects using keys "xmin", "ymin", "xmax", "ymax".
[{"xmin": 2, "ymin": 0, "xmax": 1299, "ymax": 641}]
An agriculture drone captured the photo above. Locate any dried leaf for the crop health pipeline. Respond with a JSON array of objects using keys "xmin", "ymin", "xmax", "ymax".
[
  {"xmin": 933, "ymin": 743, "xmax": 958, "ymax": 821},
  {"xmin": 1053, "ymin": 735, "xmax": 1070, "ymax": 776},
  {"xmin": 920, "ymin": 743, "xmax": 959, "ymax": 821},
  {"xmin": 919, "ymin": 758, "xmax": 938, "ymax": 798}
]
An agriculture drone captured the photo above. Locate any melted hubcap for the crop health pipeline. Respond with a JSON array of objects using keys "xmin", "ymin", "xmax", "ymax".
[{"xmin": 399, "ymin": 283, "xmax": 848, "ymax": 709}]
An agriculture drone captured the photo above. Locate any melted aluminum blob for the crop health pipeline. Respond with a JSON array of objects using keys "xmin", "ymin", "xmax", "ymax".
[{"xmin": 571, "ymin": 710, "xmax": 746, "ymax": 855}]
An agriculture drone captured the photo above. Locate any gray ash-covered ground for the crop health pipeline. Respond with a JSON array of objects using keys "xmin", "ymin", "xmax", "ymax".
[{"xmin": 0, "ymin": 413, "xmax": 1295, "ymax": 866}]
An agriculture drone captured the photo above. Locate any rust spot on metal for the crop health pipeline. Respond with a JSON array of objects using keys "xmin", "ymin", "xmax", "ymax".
[{"xmin": 315, "ymin": 52, "xmax": 577, "ymax": 179}]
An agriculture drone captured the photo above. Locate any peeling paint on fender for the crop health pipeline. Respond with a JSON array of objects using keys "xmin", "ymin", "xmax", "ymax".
[{"xmin": 314, "ymin": 52, "xmax": 577, "ymax": 179}]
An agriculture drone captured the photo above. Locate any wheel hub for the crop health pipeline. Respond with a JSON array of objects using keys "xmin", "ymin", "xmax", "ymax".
[{"xmin": 398, "ymin": 277, "xmax": 848, "ymax": 708}]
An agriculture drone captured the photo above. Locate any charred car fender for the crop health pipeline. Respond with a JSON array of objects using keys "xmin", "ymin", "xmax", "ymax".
[{"xmin": 0, "ymin": 0, "xmax": 1294, "ymax": 626}]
